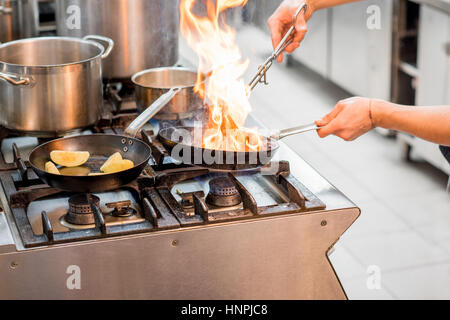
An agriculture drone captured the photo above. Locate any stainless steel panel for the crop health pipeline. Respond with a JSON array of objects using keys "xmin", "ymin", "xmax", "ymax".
[
  {"xmin": 55, "ymin": 0, "xmax": 179, "ymax": 80},
  {"xmin": 0, "ymin": 214, "xmax": 15, "ymax": 254},
  {"xmin": 329, "ymin": 0, "xmax": 393, "ymax": 100},
  {"xmin": 0, "ymin": 207, "xmax": 359, "ymax": 299}
]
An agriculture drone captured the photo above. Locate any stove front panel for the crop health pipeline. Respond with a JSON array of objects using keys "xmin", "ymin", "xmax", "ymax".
[{"xmin": 0, "ymin": 207, "xmax": 359, "ymax": 300}]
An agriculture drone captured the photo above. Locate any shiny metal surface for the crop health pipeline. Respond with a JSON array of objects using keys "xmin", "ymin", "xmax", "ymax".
[
  {"xmin": 55, "ymin": 0, "xmax": 179, "ymax": 80},
  {"xmin": 132, "ymin": 67, "xmax": 203, "ymax": 120},
  {"xmin": 0, "ymin": 206, "xmax": 359, "ymax": 299},
  {"xmin": 0, "ymin": 112, "xmax": 360, "ymax": 299},
  {"xmin": 0, "ymin": 36, "xmax": 112, "ymax": 136},
  {"xmin": 126, "ymin": 87, "xmax": 183, "ymax": 137},
  {"xmin": 27, "ymin": 189, "xmax": 145, "ymax": 234},
  {"xmin": 273, "ymin": 123, "xmax": 321, "ymax": 140},
  {"xmin": 410, "ymin": 0, "xmax": 450, "ymax": 15},
  {"xmin": 0, "ymin": 0, "xmax": 39, "ymax": 43}
]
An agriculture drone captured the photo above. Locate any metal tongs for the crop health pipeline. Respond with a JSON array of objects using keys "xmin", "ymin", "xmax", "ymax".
[{"xmin": 248, "ymin": 2, "xmax": 307, "ymax": 93}]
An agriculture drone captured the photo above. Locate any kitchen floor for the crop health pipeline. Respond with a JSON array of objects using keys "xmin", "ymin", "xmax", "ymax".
[{"xmin": 180, "ymin": 24, "xmax": 450, "ymax": 300}]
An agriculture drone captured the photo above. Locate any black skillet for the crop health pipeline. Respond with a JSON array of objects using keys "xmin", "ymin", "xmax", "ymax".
[
  {"xmin": 28, "ymin": 84, "xmax": 183, "ymax": 193},
  {"xmin": 157, "ymin": 124, "xmax": 320, "ymax": 171},
  {"xmin": 29, "ymin": 134, "xmax": 151, "ymax": 193}
]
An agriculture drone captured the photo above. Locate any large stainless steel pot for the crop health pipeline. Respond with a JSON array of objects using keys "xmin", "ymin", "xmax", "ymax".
[
  {"xmin": 132, "ymin": 67, "xmax": 204, "ymax": 120},
  {"xmin": 55, "ymin": 0, "xmax": 179, "ymax": 80},
  {"xmin": 0, "ymin": 0, "xmax": 39, "ymax": 43},
  {"xmin": 0, "ymin": 35, "xmax": 114, "ymax": 137}
]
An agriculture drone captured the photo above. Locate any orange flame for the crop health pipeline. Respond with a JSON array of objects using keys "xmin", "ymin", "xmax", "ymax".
[{"xmin": 180, "ymin": 0, "xmax": 263, "ymax": 151}]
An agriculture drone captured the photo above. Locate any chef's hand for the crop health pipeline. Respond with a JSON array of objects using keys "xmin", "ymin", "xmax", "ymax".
[
  {"xmin": 315, "ymin": 97, "xmax": 375, "ymax": 141},
  {"xmin": 268, "ymin": 0, "xmax": 311, "ymax": 63}
]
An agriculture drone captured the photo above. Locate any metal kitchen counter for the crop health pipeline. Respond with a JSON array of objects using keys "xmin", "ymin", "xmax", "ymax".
[{"xmin": 0, "ymin": 123, "xmax": 357, "ymax": 254}]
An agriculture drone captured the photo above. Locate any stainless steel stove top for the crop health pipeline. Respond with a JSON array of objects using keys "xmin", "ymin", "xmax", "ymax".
[{"xmin": 0, "ymin": 110, "xmax": 360, "ymax": 299}]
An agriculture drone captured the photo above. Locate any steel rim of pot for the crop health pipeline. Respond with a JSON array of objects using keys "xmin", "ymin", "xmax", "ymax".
[
  {"xmin": 0, "ymin": 36, "xmax": 113, "ymax": 68},
  {"xmin": 131, "ymin": 66, "xmax": 198, "ymax": 90},
  {"xmin": 0, "ymin": 35, "xmax": 114, "ymax": 87}
]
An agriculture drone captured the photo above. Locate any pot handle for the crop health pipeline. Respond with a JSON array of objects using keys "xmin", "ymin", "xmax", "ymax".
[
  {"xmin": 83, "ymin": 35, "xmax": 114, "ymax": 59},
  {"xmin": 0, "ymin": 71, "xmax": 31, "ymax": 86},
  {"xmin": 124, "ymin": 87, "xmax": 182, "ymax": 138}
]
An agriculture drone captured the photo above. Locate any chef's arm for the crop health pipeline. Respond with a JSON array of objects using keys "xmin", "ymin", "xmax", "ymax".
[
  {"xmin": 268, "ymin": 0, "xmax": 363, "ymax": 62},
  {"xmin": 373, "ymin": 101, "xmax": 450, "ymax": 146},
  {"xmin": 308, "ymin": 0, "xmax": 364, "ymax": 11},
  {"xmin": 315, "ymin": 98, "xmax": 450, "ymax": 146}
]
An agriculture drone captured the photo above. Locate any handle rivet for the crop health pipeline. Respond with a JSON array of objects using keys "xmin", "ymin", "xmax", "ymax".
[
  {"xmin": 172, "ymin": 240, "xmax": 178, "ymax": 247},
  {"xmin": 321, "ymin": 220, "xmax": 327, "ymax": 227}
]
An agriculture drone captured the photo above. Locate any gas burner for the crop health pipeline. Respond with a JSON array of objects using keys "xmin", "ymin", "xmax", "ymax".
[
  {"xmin": 106, "ymin": 200, "xmax": 137, "ymax": 217},
  {"xmin": 178, "ymin": 190, "xmax": 205, "ymax": 210},
  {"xmin": 206, "ymin": 176, "xmax": 242, "ymax": 207},
  {"xmin": 63, "ymin": 194, "xmax": 100, "ymax": 226}
]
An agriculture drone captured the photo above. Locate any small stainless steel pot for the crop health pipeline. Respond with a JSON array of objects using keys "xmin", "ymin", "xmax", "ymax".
[
  {"xmin": 0, "ymin": 0, "xmax": 39, "ymax": 43},
  {"xmin": 0, "ymin": 35, "xmax": 114, "ymax": 137},
  {"xmin": 132, "ymin": 67, "xmax": 204, "ymax": 120}
]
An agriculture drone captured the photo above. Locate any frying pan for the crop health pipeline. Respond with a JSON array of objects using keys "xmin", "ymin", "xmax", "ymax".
[
  {"xmin": 28, "ymin": 79, "xmax": 187, "ymax": 193},
  {"xmin": 158, "ymin": 123, "xmax": 320, "ymax": 171}
]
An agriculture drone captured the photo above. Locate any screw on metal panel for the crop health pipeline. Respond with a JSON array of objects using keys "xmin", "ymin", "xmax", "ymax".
[
  {"xmin": 172, "ymin": 240, "xmax": 178, "ymax": 247},
  {"xmin": 321, "ymin": 220, "xmax": 327, "ymax": 227},
  {"xmin": 10, "ymin": 261, "xmax": 18, "ymax": 269}
]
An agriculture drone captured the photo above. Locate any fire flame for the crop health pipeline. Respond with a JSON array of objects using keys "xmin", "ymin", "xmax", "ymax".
[{"xmin": 180, "ymin": 0, "xmax": 263, "ymax": 151}]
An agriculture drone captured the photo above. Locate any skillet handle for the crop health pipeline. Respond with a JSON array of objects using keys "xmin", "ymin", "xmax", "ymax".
[
  {"xmin": 124, "ymin": 87, "xmax": 182, "ymax": 138},
  {"xmin": 272, "ymin": 123, "xmax": 321, "ymax": 140}
]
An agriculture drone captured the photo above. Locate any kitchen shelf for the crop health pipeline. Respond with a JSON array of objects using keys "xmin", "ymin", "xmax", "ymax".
[
  {"xmin": 391, "ymin": 0, "xmax": 420, "ymax": 104},
  {"xmin": 399, "ymin": 61, "xmax": 419, "ymax": 79}
]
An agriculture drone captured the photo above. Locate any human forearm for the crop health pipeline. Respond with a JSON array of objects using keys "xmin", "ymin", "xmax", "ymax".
[
  {"xmin": 307, "ymin": 0, "xmax": 364, "ymax": 13},
  {"xmin": 372, "ymin": 100, "xmax": 450, "ymax": 146}
]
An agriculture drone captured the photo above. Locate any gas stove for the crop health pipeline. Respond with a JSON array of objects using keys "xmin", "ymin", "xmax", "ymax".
[{"xmin": 0, "ymin": 83, "xmax": 360, "ymax": 299}]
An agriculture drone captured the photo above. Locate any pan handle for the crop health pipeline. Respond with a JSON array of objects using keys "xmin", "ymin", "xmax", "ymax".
[
  {"xmin": 272, "ymin": 123, "xmax": 321, "ymax": 140},
  {"xmin": 124, "ymin": 87, "xmax": 182, "ymax": 138}
]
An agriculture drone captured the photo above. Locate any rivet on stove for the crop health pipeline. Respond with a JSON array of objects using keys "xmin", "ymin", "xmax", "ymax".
[
  {"xmin": 321, "ymin": 220, "xmax": 327, "ymax": 227},
  {"xmin": 10, "ymin": 261, "xmax": 18, "ymax": 269},
  {"xmin": 128, "ymin": 140, "xmax": 133, "ymax": 145},
  {"xmin": 123, "ymin": 146, "xmax": 128, "ymax": 152},
  {"xmin": 121, "ymin": 138, "xmax": 126, "ymax": 144},
  {"xmin": 172, "ymin": 240, "xmax": 178, "ymax": 247}
]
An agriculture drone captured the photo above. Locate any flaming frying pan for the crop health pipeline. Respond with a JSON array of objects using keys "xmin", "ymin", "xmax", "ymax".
[{"xmin": 158, "ymin": 123, "xmax": 320, "ymax": 171}]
